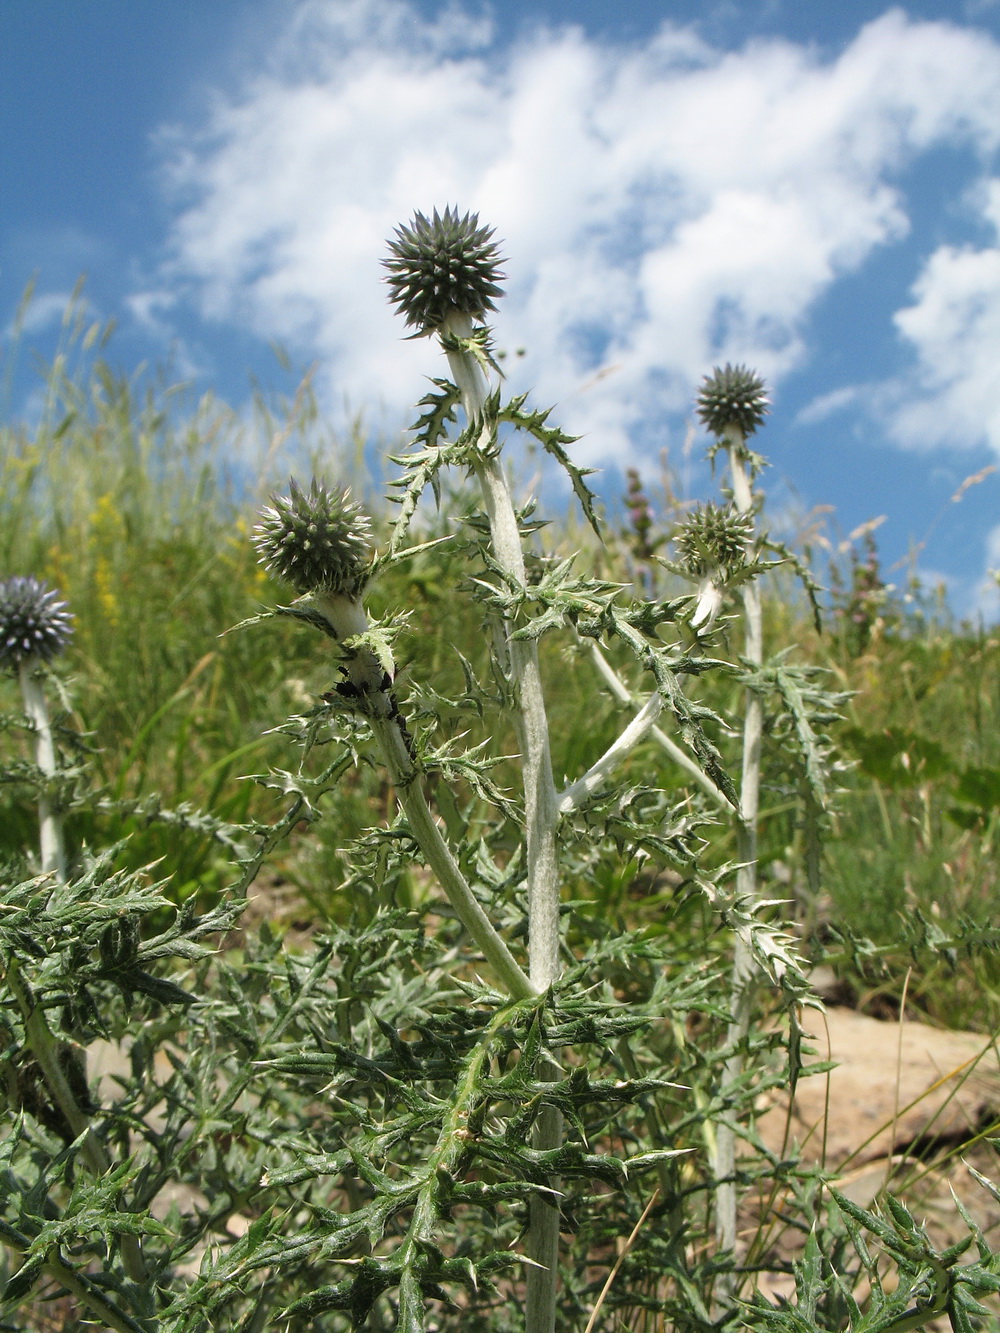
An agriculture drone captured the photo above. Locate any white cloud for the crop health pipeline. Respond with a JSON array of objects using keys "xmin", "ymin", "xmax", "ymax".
[
  {"xmin": 794, "ymin": 385, "xmax": 862, "ymax": 426},
  {"xmin": 954, "ymin": 524, "xmax": 1000, "ymax": 620},
  {"xmin": 7, "ymin": 290, "xmax": 78, "ymax": 338},
  {"xmin": 126, "ymin": 288, "xmax": 177, "ymax": 334},
  {"xmin": 157, "ymin": 1, "xmax": 1000, "ymax": 468},
  {"xmin": 888, "ymin": 179, "xmax": 1000, "ymax": 454},
  {"xmin": 121, "ymin": 289, "xmax": 206, "ymax": 381}
]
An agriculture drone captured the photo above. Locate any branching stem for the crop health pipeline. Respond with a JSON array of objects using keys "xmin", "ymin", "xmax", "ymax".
[
  {"xmin": 371, "ymin": 710, "xmax": 535, "ymax": 1001},
  {"xmin": 557, "ymin": 693, "xmax": 663, "ymax": 815},
  {"xmin": 582, "ymin": 637, "xmax": 732, "ymax": 810},
  {"xmin": 0, "ymin": 1221, "xmax": 147, "ymax": 1333}
]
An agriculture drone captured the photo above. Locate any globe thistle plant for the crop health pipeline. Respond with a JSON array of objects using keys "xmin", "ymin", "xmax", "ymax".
[
  {"xmin": 383, "ymin": 206, "xmax": 505, "ymax": 336},
  {"xmin": 0, "ymin": 576, "xmax": 73, "ymax": 671},
  {"xmin": 386, "ymin": 207, "xmax": 564, "ymax": 1328},
  {"xmin": 693, "ymin": 366, "xmax": 770, "ymax": 1270},
  {"xmin": 0, "ymin": 577, "xmax": 71, "ymax": 883},
  {"xmin": 253, "ymin": 478, "xmax": 372, "ymax": 598},
  {"xmin": 696, "ymin": 363, "xmax": 769, "ymax": 439},
  {"xmin": 230, "ymin": 218, "xmax": 856, "ymax": 1333}
]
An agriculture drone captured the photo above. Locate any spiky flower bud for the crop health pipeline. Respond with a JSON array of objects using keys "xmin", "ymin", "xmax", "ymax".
[
  {"xmin": 0, "ymin": 577, "xmax": 73, "ymax": 670},
  {"xmin": 383, "ymin": 207, "xmax": 505, "ymax": 335},
  {"xmin": 674, "ymin": 504, "xmax": 754, "ymax": 579},
  {"xmin": 696, "ymin": 364, "xmax": 769, "ymax": 438},
  {"xmin": 253, "ymin": 479, "xmax": 373, "ymax": 596},
  {"xmin": 672, "ymin": 504, "xmax": 756, "ymax": 632}
]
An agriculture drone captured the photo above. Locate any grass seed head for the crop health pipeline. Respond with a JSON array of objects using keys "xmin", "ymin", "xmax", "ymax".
[
  {"xmin": 383, "ymin": 206, "xmax": 505, "ymax": 335},
  {"xmin": 0, "ymin": 576, "xmax": 73, "ymax": 670},
  {"xmin": 253, "ymin": 479, "xmax": 373, "ymax": 596},
  {"xmin": 696, "ymin": 364, "xmax": 769, "ymax": 438}
]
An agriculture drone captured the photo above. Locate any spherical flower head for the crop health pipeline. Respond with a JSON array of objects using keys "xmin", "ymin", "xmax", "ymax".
[
  {"xmin": 253, "ymin": 478, "xmax": 373, "ymax": 597},
  {"xmin": 0, "ymin": 576, "xmax": 73, "ymax": 670},
  {"xmin": 383, "ymin": 207, "xmax": 505, "ymax": 335},
  {"xmin": 696, "ymin": 364, "xmax": 769, "ymax": 438},
  {"xmin": 674, "ymin": 503, "xmax": 754, "ymax": 579}
]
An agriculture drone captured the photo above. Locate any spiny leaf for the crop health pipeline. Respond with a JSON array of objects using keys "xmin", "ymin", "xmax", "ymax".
[{"xmin": 499, "ymin": 394, "xmax": 601, "ymax": 536}]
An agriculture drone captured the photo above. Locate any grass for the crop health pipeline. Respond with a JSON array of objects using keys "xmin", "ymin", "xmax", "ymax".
[{"xmin": 820, "ymin": 624, "xmax": 1000, "ymax": 1029}]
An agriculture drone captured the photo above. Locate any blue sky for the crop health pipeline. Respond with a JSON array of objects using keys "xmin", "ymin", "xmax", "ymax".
[{"xmin": 4, "ymin": 0, "xmax": 1000, "ymax": 614}]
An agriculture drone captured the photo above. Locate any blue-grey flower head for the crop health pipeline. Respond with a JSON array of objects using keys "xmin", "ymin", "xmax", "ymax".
[
  {"xmin": 0, "ymin": 576, "xmax": 73, "ymax": 670},
  {"xmin": 253, "ymin": 479, "xmax": 373, "ymax": 597},
  {"xmin": 674, "ymin": 503, "xmax": 754, "ymax": 579},
  {"xmin": 696, "ymin": 364, "xmax": 769, "ymax": 438},
  {"xmin": 384, "ymin": 207, "xmax": 505, "ymax": 334}
]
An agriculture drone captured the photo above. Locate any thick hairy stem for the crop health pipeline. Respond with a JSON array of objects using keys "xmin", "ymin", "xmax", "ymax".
[
  {"xmin": 18, "ymin": 663, "xmax": 65, "ymax": 882},
  {"xmin": 442, "ymin": 314, "xmax": 562, "ymax": 1333},
  {"xmin": 713, "ymin": 427, "xmax": 764, "ymax": 1280},
  {"xmin": 313, "ymin": 592, "xmax": 534, "ymax": 1001},
  {"xmin": 440, "ymin": 317, "xmax": 560, "ymax": 990}
]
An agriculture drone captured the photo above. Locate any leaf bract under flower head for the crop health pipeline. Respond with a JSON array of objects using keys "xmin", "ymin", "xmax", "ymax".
[
  {"xmin": 383, "ymin": 206, "xmax": 505, "ymax": 335},
  {"xmin": 0, "ymin": 576, "xmax": 73, "ymax": 670},
  {"xmin": 696, "ymin": 363, "xmax": 769, "ymax": 438},
  {"xmin": 253, "ymin": 478, "xmax": 373, "ymax": 596}
]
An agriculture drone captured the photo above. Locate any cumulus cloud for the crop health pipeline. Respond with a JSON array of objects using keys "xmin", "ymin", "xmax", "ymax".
[
  {"xmin": 959, "ymin": 522, "xmax": 1000, "ymax": 618},
  {"xmin": 889, "ymin": 179, "xmax": 1000, "ymax": 454},
  {"xmin": 156, "ymin": 0, "xmax": 1000, "ymax": 467},
  {"xmin": 794, "ymin": 385, "xmax": 862, "ymax": 426},
  {"xmin": 7, "ymin": 290, "xmax": 77, "ymax": 338}
]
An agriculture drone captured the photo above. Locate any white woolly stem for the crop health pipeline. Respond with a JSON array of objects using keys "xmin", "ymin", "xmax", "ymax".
[
  {"xmin": 557, "ymin": 693, "xmax": 663, "ymax": 815},
  {"xmin": 442, "ymin": 312, "xmax": 562, "ymax": 1333},
  {"xmin": 713, "ymin": 424, "xmax": 764, "ymax": 1290},
  {"xmin": 312, "ymin": 591, "xmax": 535, "ymax": 1002},
  {"xmin": 18, "ymin": 661, "xmax": 65, "ymax": 882}
]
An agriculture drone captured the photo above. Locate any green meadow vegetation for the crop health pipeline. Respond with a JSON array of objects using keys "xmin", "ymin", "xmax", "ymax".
[{"xmin": 2, "ymin": 224, "xmax": 1000, "ymax": 1331}]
